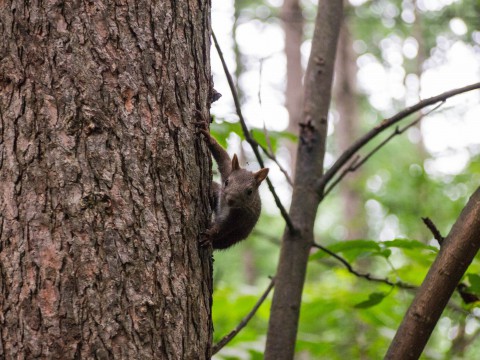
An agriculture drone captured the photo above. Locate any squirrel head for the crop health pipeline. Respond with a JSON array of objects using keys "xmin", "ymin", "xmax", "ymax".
[{"xmin": 222, "ymin": 154, "xmax": 269, "ymax": 208}]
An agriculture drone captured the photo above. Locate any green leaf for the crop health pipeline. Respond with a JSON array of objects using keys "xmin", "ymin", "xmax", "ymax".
[
  {"xmin": 310, "ymin": 240, "xmax": 382, "ymax": 262},
  {"xmin": 210, "ymin": 121, "xmax": 244, "ymax": 148},
  {"xmin": 377, "ymin": 248, "xmax": 392, "ymax": 259},
  {"xmin": 328, "ymin": 240, "xmax": 382, "ymax": 253},
  {"xmin": 209, "ymin": 120, "xmax": 298, "ymax": 151},
  {"xmin": 354, "ymin": 292, "xmax": 387, "ymax": 309},
  {"xmin": 251, "ymin": 129, "xmax": 298, "ymax": 153},
  {"xmin": 381, "ymin": 239, "xmax": 438, "ymax": 252}
]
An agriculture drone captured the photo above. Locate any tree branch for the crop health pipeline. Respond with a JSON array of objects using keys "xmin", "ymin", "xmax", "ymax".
[
  {"xmin": 211, "ymin": 30, "xmax": 295, "ymax": 233},
  {"xmin": 312, "ymin": 242, "xmax": 417, "ymax": 290},
  {"xmin": 257, "ymin": 140, "xmax": 294, "ymax": 186},
  {"xmin": 212, "ymin": 277, "xmax": 275, "ymax": 355},
  {"xmin": 323, "ymin": 102, "xmax": 443, "ymax": 197},
  {"xmin": 317, "ymin": 82, "xmax": 480, "ymax": 196},
  {"xmin": 386, "ymin": 186, "xmax": 480, "ymax": 359}
]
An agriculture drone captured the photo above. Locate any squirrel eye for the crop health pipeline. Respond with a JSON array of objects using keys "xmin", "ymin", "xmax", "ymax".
[
  {"xmin": 224, "ymin": 179, "xmax": 229, "ymax": 187},
  {"xmin": 247, "ymin": 188, "xmax": 253, "ymax": 195}
]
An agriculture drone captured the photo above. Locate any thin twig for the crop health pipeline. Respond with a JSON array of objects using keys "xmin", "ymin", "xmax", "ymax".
[
  {"xmin": 257, "ymin": 140, "xmax": 294, "ymax": 186},
  {"xmin": 312, "ymin": 242, "xmax": 417, "ymax": 290},
  {"xmin": 212, "ymin": 277, "xmax": 276, "ymax": 355},
  {"xmin": 212, "ymin": 30, "xmax": 296, "ymax": 233},
  {"xmin": 317, "ymin": 82, "xmax": 480, "ymax": 196},
  {"xmin": 323, "ymin": 102, "xmax": 443, "ymax": 197},
  {"xmin": 422, "ymin": 217, "xmax": 445, "ymax": 246},
  {"xmin": 256, "ymin": 230, "xmax": 415, "ymax": 289}
]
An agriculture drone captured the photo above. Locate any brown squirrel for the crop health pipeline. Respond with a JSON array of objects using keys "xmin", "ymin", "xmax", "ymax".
[{"xmin": 197, "ymin": 123, "xmax": 269, "ymax": 250}]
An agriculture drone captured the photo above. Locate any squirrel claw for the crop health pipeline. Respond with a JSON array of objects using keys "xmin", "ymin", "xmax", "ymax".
[
  {"xmin": 194, "ymin": 109, "xmax": 213, "ymax": 123},
  {"xmin": 194, "ymin": 123, "xmax": 211, "ymax": 142},
  {"xmin": 198, "ymin": 129, "xmax": 210, "ymax": 139},
  {"xmin": 199, "ymin": 230, "xmax": 212, "ymax": 247},
  {"xmin": 194, "ymin": 121, "xmax": 207, "ymax": 128}
]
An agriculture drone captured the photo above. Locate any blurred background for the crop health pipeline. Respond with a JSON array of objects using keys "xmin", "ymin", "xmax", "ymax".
[{"xmin": 208, "ymin": 0, "xmax": 480, "ymax": 359}]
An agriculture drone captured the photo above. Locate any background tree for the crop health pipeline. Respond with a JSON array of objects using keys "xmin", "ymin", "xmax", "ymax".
[
  {"xmin": 333, "ymin": 7, "xmax": 366, "ymax": 241},
  {"xmin": 0, "ymin": 1, "xmax": 213, "ymax": 358},
  {"xmin": 265, "ymin": 0, "xmax": 344, "ymax": 358}
]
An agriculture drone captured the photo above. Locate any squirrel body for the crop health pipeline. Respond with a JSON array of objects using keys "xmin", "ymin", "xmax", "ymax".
[{"xmin": 199, "ymin": 126, "xmax": 269, "ymax": 250}]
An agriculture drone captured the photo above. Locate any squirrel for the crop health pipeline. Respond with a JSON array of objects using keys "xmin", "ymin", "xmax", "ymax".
[{"xmin": 197, "ymin": 121, "xmax": 269, "ymax": 250}]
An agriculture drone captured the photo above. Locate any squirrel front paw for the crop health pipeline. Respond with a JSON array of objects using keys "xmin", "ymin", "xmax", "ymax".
[
  {"xmin": 195, "ymin": 122, "xmax": 213, "ymax": 145},
  {"xmin": 199, "ymin": 229, "xmax": 213, "ymax": 247},
  {"xmin": 199, "ymin": 225, "xmax": 220, "ymax": 248}
]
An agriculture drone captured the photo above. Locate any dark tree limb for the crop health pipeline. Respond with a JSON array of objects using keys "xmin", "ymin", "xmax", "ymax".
[
  {"xmin": 323, "ymin": 102, "xmax": 443, "ymax": 198},
  {"xmin": 312, "ymin": 242, "xmax": 417, "ymax": 290},
  {"xmin": 257, "ymin": 230, "xmax": 416, "ymax": 290},
  {"xmin": 211, "ymin": 31, "xmax": 295, "ymax": 233},
  {"xmin": 257, "ymin": 140, "xmax": 294, "ymax": 186},
  {"xmin": 317, "ymin": 82, "xmax": 480, "ymax": 196},
  {"xmin": 212, "ymin": 278, "xmax": 275, "ymax": 355},
  {"xmin": 385, "ymin": 186, "xmax": 480, "ymax": 360}
]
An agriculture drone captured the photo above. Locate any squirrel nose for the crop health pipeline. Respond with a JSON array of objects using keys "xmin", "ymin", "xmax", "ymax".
[{"xmin": 226, "ymin": 195, "xmax": 235, "ymax": 206}]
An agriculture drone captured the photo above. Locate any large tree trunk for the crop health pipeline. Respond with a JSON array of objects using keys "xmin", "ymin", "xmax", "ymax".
[
  {"xmin": 265, "ymin": 0, "xmax": 343, "ymax": 359},
  {"xmin": 0, "ymin": 1, "xmax": 213, "ymax": 358}
]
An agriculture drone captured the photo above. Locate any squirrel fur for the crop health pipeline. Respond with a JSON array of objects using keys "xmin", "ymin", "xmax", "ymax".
[{"xmin": 198, "ymin": 125, "xmax": 269, "ymax": 250}]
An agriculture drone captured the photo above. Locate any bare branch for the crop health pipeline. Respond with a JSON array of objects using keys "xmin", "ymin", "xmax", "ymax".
[
  {"xmin": 257, "ymin": 141, "xmax": 294, "ymax": 186},
  {"xmin": 312, "ymin": 242, "xmax": 417, "ymax": 290},
  {"xmin": 317, "ymin": 82, "xmax": 480, "ymax": 196},
  {"xmin": 211, "ymin": 30, "xmax": 296, "ymax": 233},
  {"xmin": 323, "ymin": 102, "xmax": 443, "ymax": 197},
  {"xmin": 212, "ymin": 278, "xmax": 275, "ymax": 355}
]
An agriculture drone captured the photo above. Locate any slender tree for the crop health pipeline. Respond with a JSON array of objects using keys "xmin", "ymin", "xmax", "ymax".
[
  {"xmin": 0, "ymin": 1, "xmax": 213, "ymax": 358},
  {"xmin": 265, "ymin": 0, "xmax": 344, "ymax": 358}
]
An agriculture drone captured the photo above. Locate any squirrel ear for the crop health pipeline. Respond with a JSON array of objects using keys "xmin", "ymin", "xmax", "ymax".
[
  {"xmin": 254, "ymin": 168, "xmax": 269, "ymax": 185},
  {"xmin": 231, "ymin": 154, "xmax": 241, "ymax": 171}
]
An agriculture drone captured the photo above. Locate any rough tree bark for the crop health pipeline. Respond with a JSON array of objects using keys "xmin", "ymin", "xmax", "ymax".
[
  {"xmin": 265, "ymin": 0, "xmax": 343, "ymax": 359},
  {"xmin": 0, "ymin": 1, "xmax": 213, "ymax": 359},
  {"xmin": 385, "ymin": 187, "xmax": 480, "ymax": 360}
]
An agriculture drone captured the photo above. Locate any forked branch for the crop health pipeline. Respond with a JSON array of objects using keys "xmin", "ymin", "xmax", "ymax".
[
  {"xmin": 322, "ymin": 101, "xmax": 444, "ymax": 198},
  {"xmin": 317, "ymin": 82, "xmax": 480, "ymax": 197},
  {"xmin": 312, "ymin": 242, "xmax": 416, "ymax": 290}
]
